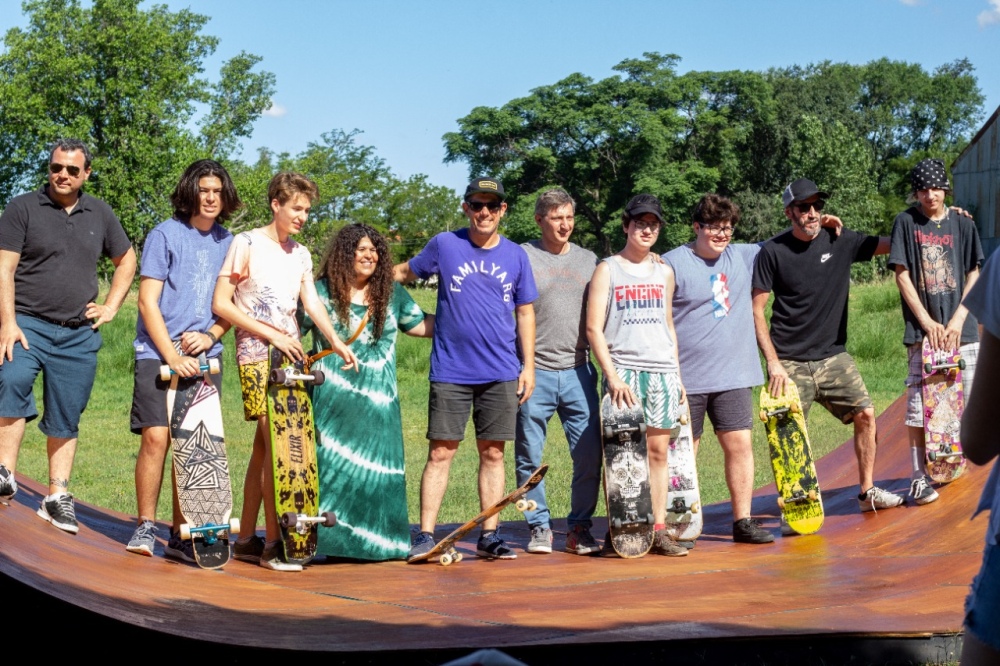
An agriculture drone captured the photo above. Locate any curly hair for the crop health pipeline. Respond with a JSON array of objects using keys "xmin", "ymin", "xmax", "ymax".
[
  {"xmin": 692, "ymin": 193, "xmax": 741, "ymax": 226},
  {"xmin": 317, "ymin": 223, "xmax": 393, "ymax": 343}
]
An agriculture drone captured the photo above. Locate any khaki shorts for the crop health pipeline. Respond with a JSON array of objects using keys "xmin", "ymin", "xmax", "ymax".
[
  {"xmin": 781, "ymin": 352, "xmax": 872, "ymax": 424},
  {"xmin": 239, "ymin": 359, "xmax": 268, "ymax": 421}
]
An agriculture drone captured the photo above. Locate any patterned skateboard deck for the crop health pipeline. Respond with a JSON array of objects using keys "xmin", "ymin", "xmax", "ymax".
[
  {"xmin": 921, "ymin": 338, "xmax": 967, "ymax": 483},
  {"xmin": 407, "ymin": 465, "xmax": 548, "ymax": 565},
  {"xmin": 665, "ymin": 407, "xmax": 701, "ymax": 542},
  {"xmin": 600, "ymin": 394, "xmax": 654, "ymax": 558},
  {"xmin": 166, "ymin": 355, "xmax": 235, "ymax": 569},
  {"xmin": 759, "ymin": 384, "xmax": 824, "ymax": 536},
  {"xmin": 267, "ymin": 348, "xmax": 334, "ymax": 565}
]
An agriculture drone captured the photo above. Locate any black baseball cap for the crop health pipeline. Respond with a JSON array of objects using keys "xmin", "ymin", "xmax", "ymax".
[
  {"xmin": 624, "ymin": 194, "xmax": 664, "ymax": 223},
  {"xmin": 464, "ymin": 177, "xmax": 506, "ymax": 201},
  {"xmin": 781, "ymin": 178, "xmax": 829, "ymax": 207}
]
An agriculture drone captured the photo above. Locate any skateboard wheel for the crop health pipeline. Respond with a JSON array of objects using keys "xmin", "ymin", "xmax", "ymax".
[
  {"xmin": 928, "ymin": 451, "xmax": 938, "ymax": 462},
  {"xmin": 270, "ymin": 368, "xmax": 287, "ymax": 385},
  {"xmin": 159, "ymin": 365, "xmax": 172, "ymax": 382},
  {"xmin": 759, "ymin": 409, "xmax": 767, "ymax": 423},
  {"xmin": 924, "ymin": 363, "xmax": 934, "ymax": 375},
  {"xmin": 691, "ymin": 502, "xmax": 701, "ymax": 514},
  {"xmin": 440, "ymin": 552, "xmax": 453, "ymax": 566},
  {"xmin": 777, "ymin": 497, "xmax": 785, "ymax": 510},
  {"xmin": 638, "ymin": 422, "xmax": 647, "ymax": 435},
  {"xmin": 612, "ymin": 517, "xmax": 622, "ymax": 530},
  {"xmin": 647, "ymin": 513, "xmax": 655, "ymax": 525},
  {"xmin": 280, "ymin": 511, "xmax": 298, "ymax": 528},
  {"xmin": 207, "ymin": 358, "xmax": 221, "ymax": 375},
  {"xmin": 789, "ymin": 402, "xmax": 801, "ymax": 414},
  {"xmin": 321, "ymin": 511, "xmax": 337, "ymax": 527},
  {"xmin": 454, "ymin": 552, "xmax": 463, "ymax": 563},
  {"xmin": 229, "ymin": 518, "xmax": 240, "ymax": 535},
  {"xmin": 678, "ymin": 413, "xmax": 689, "ymax": 425},
  {"xmin": 958, "ymin": 358, "xmax": 966, "ymax": 370},
  {"xmin": 311, "ymin": 369, "xmax": 326, "ymax": 386},
  {"xmin": 515, "ymin": 499, "xmax": 528, "ymax": 512},
  {"xmin": 808, "ymin": 489, "xmax": 818, "ymax": 501},
  {"xmin": 179, "ymin": 523, "xmax": 191, "ymax": 541},
  {"xmin": 526, "ymin": 500, "xmax": 538, "ymax": 511},
  {"xmin": 604, "ymin": 425, "xmax": 614, "ymax": 440}
]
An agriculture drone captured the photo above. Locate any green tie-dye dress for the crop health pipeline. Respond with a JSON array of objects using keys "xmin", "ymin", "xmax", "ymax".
[{"xmin": 301, "ymin": 279, "xmax": 425, "ymax": 560}]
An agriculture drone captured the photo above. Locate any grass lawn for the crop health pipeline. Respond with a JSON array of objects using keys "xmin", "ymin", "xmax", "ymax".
[{"xmin": 15, "ymin": 279, "xmax": 908, "ymax": 527}]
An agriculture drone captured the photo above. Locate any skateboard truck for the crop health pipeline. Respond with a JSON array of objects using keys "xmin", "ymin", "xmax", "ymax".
[
  {"xmin": 159, "ymin": 358, "xmax": 221, "ymax": 382},
  {"xmin": 270, "ymin": 366, "xmax": 326, "ymax": 387},
  {"xmin": 280, "ymin": 511, "xmax": 337, "ymax": 535},
  {"xmin": 667, "ymin": 497, "xmax": 701, "ymax": 515},
  {"xmin": 927, "ymin": 449, "xmax": 964, "ymax": 462},
  {"xmin": 179, "ymin": 518, "xmax": 240, "ymax": 545}
]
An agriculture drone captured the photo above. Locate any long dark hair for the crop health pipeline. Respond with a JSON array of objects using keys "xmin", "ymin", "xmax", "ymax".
[
  {"xmin": 170, "ymin": 159, "xmax": 242, "ymax": 223},
  {"xmin": 317, "ymin": 223, "xmax": 393, "ymax": 342}
]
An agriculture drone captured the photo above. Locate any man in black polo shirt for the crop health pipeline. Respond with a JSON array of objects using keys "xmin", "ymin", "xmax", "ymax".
[
  {"xmin": 752, "ymin": 178, "xmax": 906, "ymax": 517},
  {"xmin": 0, "ymin": 138, "xmax": 136, "ymax": 533}
]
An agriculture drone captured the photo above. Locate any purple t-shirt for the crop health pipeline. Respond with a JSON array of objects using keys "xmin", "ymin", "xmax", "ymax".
[
  {"xmin": 409, "ymin": 228, "xmax": 538, "ymax": 384},
  {"xmin": 133, "ymin": 217, "xmax": 232, "ymax": 360}
]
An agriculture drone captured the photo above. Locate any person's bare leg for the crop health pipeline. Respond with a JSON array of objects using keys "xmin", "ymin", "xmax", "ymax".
[
  {"xmin": 0, "ymin": 417, "xmax": 26, "ymax": 472},
  {"xmin": 46, "ymin": 436, "xmax": 76, "ymax": 496},
  {"xmin": 477, "ymin": 439, "xmax": 506, "ymax": 531},
  {"xmin": 418, "ymin": 439, "xmax": 459, "ymax": 533},
  {"xmin": 852, "ymin": 407, "xmax": 877, "ymax": 490},
  {"xmin": 647, "ymin": 428, "xmax": 671, "ymax": 525},
  {"xmin": 717, "ymin": 429, "xmax": 754, "ymax": 521},
  {"xmin": 134, "ymin": 426, "xmax": 169, "ymax": 522},
  {"xmin": 240, "ymin": 421, "xmax": 266, "ymax": 536}
]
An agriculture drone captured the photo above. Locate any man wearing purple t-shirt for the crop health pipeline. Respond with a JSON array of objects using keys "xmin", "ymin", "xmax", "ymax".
[{"xmin": 394, "ymin": 178, "xmax": 538, "ymax": 562}]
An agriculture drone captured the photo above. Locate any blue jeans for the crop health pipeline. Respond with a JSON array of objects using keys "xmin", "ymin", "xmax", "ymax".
[{"xmin": 514, "ymin": 363, "xmax": 601, "ymax": 529}]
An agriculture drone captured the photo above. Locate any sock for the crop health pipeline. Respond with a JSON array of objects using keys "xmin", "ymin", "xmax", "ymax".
[
  {"xmin": 654, "ymin": 523, "xmax": 665, "ymax": 532},
  {"xmin": 911, "ymin": 446, "xmax": 924, "ymax": 478}
]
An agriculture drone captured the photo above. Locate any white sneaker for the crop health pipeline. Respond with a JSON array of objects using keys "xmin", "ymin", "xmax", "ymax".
[
  {"xmin": 259, "ymin": 541, "xmax": 302, "ymax": 572},
  {"xmin": 859, "ymin": 486, "xmax": 905, "ymax": 513}
]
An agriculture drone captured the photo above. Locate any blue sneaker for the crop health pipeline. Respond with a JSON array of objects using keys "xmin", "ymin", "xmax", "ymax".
[
  {"xmin": 476, "ymin": 529, "xmax": 516, "ymax": 560},
  {"xmin": 407, "ymin": 531, "xmax": 436, "ymax": 562}
]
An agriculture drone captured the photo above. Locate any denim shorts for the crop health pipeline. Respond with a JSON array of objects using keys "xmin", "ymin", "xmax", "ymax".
[{"xmin": 0, "ymin": 314, "xmax": 102, "ymax": 438}]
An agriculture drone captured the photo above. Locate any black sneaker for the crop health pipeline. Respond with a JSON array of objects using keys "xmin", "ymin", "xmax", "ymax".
[
  {"xmin": 406, "ymin": 531, "xmax": 436, "ymax": 562},
  {"xmin": 476, "ymin": 529, "xmax": 516, "ymax": 560},
  {"xmin": 733, "ymin": 517, "xmax": 775, "ymax": 544},
  {"xmin": 600, "ymin": 531, "xmax": 618, "ymax": 558},
  {"xmin": 0, "ymin": 463, "xmax": 17, "ymax": 501},
  {"xmin": 164, "ymin": 531, "xmax": 195, "ymax": 563},
  {"xmin": 37, "ymin": 493, "xmax": 78, "ymax": 534}
]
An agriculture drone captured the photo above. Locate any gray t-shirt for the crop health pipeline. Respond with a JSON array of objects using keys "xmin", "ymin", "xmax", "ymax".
[
  {"xmin": 663, "ymin": 243, "xmax": 764, "ymax": 394},
  {"xmin": 602, "ymin": 256, "xmax": 678, "ymax": 373},
  {"xmin": 520, "ymin": 241, "xmax": 598, "ymax": 371}
]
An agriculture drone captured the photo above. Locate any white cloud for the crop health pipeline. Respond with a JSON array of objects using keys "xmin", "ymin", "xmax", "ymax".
[
  {"xmin": 262, "ymin": 102, "xmax": 287, "ymax": 118},
  {"xmin": 979, "ymin": 0, "xmax": 1000, "ymax": 26}
]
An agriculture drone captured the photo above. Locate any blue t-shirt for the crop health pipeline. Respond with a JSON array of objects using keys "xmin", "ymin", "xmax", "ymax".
[
  {"xmin": 133, "ymin": 217, "xmax": 233, "ymax": 360},
  {"xmin": 663, "ymin": 243, "xmax": 764, "ymax": 394},
  {"xmin": 409, "ymin": 228, "xmax": 538, "ymax": 384}
]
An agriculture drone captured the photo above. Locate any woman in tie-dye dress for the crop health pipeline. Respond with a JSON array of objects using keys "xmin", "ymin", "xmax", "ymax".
[{"xmin": 301, "ymin": 224, "xmax": 433, "ymax": 560}]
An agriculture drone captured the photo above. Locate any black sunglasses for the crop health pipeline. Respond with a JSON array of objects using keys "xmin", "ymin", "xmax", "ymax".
[
  {"xmin": 792, "ymin": 200, "xmax": 825, "ymax": 214},
  {"xmin": 466, "ymin": 200, "xmax": 502, "ymax": 212},
  {"xmin": 49, "ymin": 163, "xmax": 82, "ymax": 178}
]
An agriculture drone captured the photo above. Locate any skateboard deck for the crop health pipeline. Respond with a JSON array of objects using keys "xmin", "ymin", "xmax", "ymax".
[
  {"xmin": 600, "ymin": 394, "xmax": 654, "ymax": 558},
  {"xmin": 921, "ymin": 338, "xmax": 967, "ymax": 483},
  {"xmin": 267, "ymin": 348, "xmax": 336, "ymax": 565},
  {"xmin": 759, "ymin": 383, "xmax": 824, "ymax": 535},
  {"xmin": 408, "ymin": 464, "xmax": 548, "ymax": 566},
  {"xmin": 165, "ymin": 354, "xmax": 237, "ymax": 569},
  {"xmin": 665, "ymin": 407, "xmax": 701, "ymax": 542}
]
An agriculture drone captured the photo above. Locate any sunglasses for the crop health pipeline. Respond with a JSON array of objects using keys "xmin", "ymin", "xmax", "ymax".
[
  {"xmin": 49, "ymin": 163, "xmax": 83, "ymax": 178},
  {"xmin": 466, "ymin": 200, "xmax": 502, "ymax": 213},
  {"xmin": 792, "ymin": 200, "xmax": 825, "ymax": 214}
]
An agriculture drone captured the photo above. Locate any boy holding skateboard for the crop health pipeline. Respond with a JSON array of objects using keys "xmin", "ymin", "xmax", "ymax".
[
  {"xmin": 888, "ymin": 158, "xmax": 982, "ymax": 505},
  {"xmin": 586, "ymin": 194, "xmax": 688, "ymax": 557},
  {"xmin": 212, "ymin": 172, "xmax": 357, "ymax": 572},
  {"xmin": 126, "ymin": 160, "xmax": 238, "ymax": 559}
]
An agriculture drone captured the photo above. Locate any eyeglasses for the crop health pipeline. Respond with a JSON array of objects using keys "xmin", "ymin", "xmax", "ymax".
[
  {"xmin": 466, "ymin": 200, "xmax": 502, "ymax": 213},
  {"xmin": 49, "ymin": 163, "xmax": 82, "ymax": 178},
  {"xmin": 792, "ymin": 200, "xmax": 824, "ymax": 214},
  {"xmin": 699, "ymin": 224, "xmax": 734, "ymax": 237},
  {"xmin": 631, "ymin": 220, "xmax": 661, "ymax": 231}
]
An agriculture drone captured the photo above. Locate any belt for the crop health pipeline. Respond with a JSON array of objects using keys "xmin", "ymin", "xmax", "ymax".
[{"xmin": 29, "ymin": 313, "xmax": 90, "ymax": 329}]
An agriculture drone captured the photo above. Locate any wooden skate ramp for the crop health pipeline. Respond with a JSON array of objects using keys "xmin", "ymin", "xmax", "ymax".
[{"xmin": 0, "ymin": 396, "xmax": 989, "ymax": 661}]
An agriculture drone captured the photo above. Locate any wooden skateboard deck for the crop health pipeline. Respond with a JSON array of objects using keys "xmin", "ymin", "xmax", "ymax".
[
  {"xmin": 267, "ymin": 348, "xmax": 335, "ymax": 565},
  {"xmin": 759, "ymin": 384, "xmax": 824, "ymax": 535},
  {"xmin": 600, "ymin": 394, "xmax": 654, "ymax": 558},
  {"xmin": 165, "ymin": 354, "xmax": 236, "ymax": 569},
  {"xmin": 921, "ymin": 338, "xmax": 967, "ymax": 483},
  {"xmin": 408, "ymin": 464, "xmax": 548, "ymax": 566},
  {"xmin": 665, "ymin": 406, "xmax": 701, "ymax": 542}
]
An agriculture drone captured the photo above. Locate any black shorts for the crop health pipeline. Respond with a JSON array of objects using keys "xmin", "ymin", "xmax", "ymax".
[
  {"xmin": 686, "ymin": 388, "xmax": 753, "ymax": 440},
  {"xmin": 427, "ymin": 381, "xmax": 518, "ymax": 442},
  {"xmin": 130, "ymin": 357, "xmax": 223, "ymax": 434}
]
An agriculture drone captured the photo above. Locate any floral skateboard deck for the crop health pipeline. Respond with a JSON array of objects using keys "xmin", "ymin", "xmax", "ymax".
[{"xmin": 921, "ymin": 338, "xmax": 967, "ymax": 484}]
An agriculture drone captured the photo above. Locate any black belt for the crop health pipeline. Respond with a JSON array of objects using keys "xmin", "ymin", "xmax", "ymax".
[{"xmin": 29, "ymin": 313, "xmax": 90, "ymax": 329}]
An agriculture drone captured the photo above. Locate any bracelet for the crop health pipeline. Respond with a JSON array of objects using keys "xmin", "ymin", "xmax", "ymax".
[{"xmin": 205, "ymin": 331, "xmax": 218, "ymax": 344}]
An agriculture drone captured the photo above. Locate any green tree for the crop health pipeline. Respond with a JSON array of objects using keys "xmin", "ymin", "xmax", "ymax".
[{"xmin": 0, "ymin": 0, "xmax": 275, "ymax": 251}]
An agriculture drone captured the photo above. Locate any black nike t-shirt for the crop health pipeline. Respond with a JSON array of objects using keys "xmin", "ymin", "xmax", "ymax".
[{"xmin": 753, "ymin": 227, "xmax": 878, "ymax": 362}]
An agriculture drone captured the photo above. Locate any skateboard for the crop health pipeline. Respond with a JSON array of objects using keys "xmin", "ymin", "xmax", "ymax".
[
  {"xmin": 759, "ymin": 383, "xmax": 824, "ymax": 535},
  {"xmin": 665, "ymin": 407, "xmax": 701, "ymax": 542},
  {"xmin": 267, "ymin": 347, "xmax": 336, "ymax": 565},
  {"xmin": 408, "ymin": 464, "xmax": 548, "ymax": 566},
  {"xmin": 164, "ymin": 353, "xmax": 238, "ymax": 569},
  {"xmin": 600, "ymin": 394, "xmax": 655, "ymax": 558},
  {"xmin": 921, "ymin": 338, "xmax": 967, "ymax": 483}
]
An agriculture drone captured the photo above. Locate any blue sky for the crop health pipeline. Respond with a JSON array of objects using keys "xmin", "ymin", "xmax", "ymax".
[{"xmin": 2, "ymin": 0, "xmax": 998, "ymax": 194}]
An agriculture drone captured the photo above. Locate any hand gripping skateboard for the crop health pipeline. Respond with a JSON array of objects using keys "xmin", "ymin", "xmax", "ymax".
[
  {"xmin": 921, "ymin": 337, "xmax": 967, "ymax": 483},
  {"xmin": 759, "ymin": 383, "xmax": 824, "ymax": 535},
  {"xmin": 163, "ymin": 351, "xmax": 238, "ymax": 569},
  {"xmin": 665, "ymin": 406, "xmax": 701, "ymax": 542},
  {"xmin": 407, "ymin": 464, "xmax": 548, "ymax": 566},
  {"xmin": 267, "ymin": 348, "xmax": 337, "ymax": 565},
  {"xmin": 601, "ymin": 394, "xmax": 655, "ymax": 558}
]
